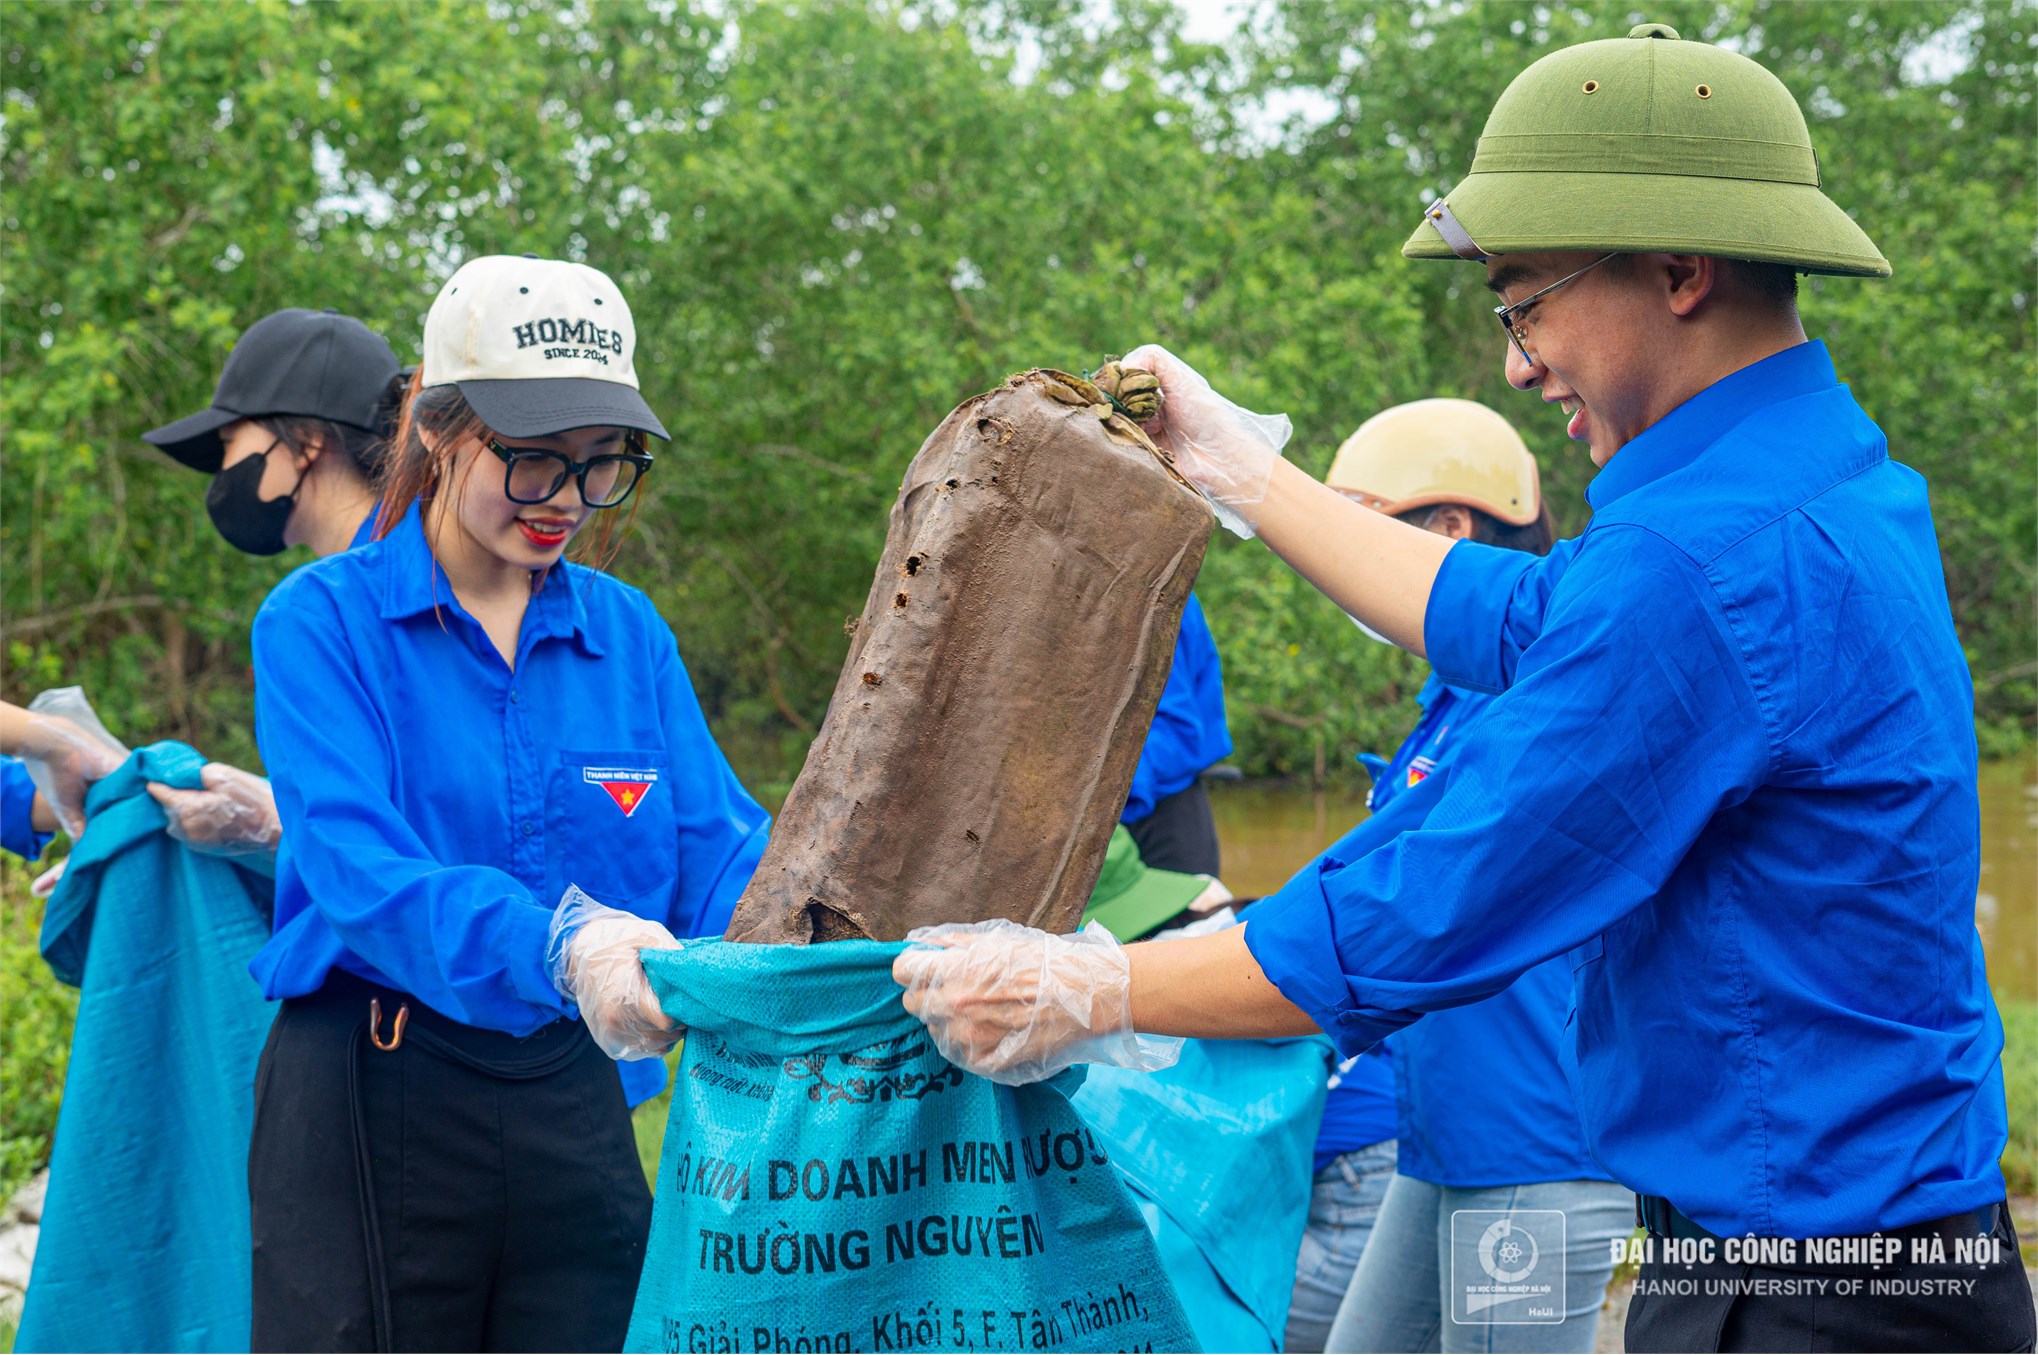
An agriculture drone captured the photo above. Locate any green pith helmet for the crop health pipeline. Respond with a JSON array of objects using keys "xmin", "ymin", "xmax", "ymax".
[
  {"xmin": 1403, "ymin": 23, "xmax": 1889, "ymax": 277},
  {"xmin": 1081, "ymin": 827, "xmax": 1219, "ymax": 941}
]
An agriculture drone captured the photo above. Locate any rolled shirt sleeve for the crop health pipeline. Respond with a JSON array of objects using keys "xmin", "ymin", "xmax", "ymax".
[{"xmin": 1245, "ymin": 526, "xmax": 1772, "ymax": 1055}]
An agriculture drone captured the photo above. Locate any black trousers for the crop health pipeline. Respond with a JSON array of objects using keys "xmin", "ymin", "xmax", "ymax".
[
  {"xmin": 249, "ymin": 971, "xmax": 653, "ymax": 1353},
  {"xmin": 1125, "ymin": 778, "xmax": 1222, "ymax": 877},
  {"xmin": 1627, "ymin": 1201, "xmax": 2036, "ymax": 1353}
]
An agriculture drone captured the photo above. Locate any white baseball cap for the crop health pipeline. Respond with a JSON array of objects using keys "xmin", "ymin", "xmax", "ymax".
[{"xmin": 421, "ymin": 254, "xmax": 669, "ymax": 439}]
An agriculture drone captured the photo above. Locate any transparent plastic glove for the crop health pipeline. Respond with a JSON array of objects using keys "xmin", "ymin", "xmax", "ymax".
[
  {"xmin": 891, "ymin": 919, "xmax": 1183, "ymax": 1086},
  {"xmin": 31, "ymin": 858, "xmax": 66, "ymax": 899},
  {"xmin": 1120, "ymin": 343, "xmax": 1293, "ymax": 539},
  {"xmin": 20, "ymin": 688, "xmax": 128, "ymax": 839},
  {"xmin": 545, "ymin": 884, "xmax": 681, "ymax": 1061},
  {"xmin": 145, "ymin": 763, "xmax": 281, "ymax": 859}
]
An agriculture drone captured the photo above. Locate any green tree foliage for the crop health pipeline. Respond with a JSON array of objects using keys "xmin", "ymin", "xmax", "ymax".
[
  {"xmin": 3, "ymin": 0, "xmax": 2030, "ymax": 794},
  {"xmin": 0, "ymin": 864, "xmax": 77, "ymax": 1200}
]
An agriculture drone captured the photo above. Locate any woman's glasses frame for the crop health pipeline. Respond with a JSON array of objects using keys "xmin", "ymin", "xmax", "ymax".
[{"xmin": 484, "ymin": 435, "xmax": 654, "ymax": 509}]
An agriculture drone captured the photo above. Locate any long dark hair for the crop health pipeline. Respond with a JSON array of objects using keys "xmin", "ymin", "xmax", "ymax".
[{"xmin": 373, "ymin": 370, "xmax": 642, "ymax": 571}]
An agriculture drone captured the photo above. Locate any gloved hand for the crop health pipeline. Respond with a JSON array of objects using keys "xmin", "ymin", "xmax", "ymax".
[
  {"xmin": 14, "ymin": 708, "xmax": 126, "ymax": 839},
  {"xmin": 146, "ymin": 762, "xmax": 281, "ymax": 859},
  {"xmin": 1120, "ymin": 342, "xmax": 1293, "ymax": 539},
  {"xmin": 546, "ymin": 885, "xmax": 681, "ymax": 1061},
  {"xmin": 890, "ymin": 919, "xmax": 1184, "ymax": 1085}
]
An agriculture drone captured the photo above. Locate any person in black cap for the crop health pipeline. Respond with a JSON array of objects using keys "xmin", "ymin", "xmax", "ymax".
[
  {"xmin": 133, "ymin": 308, "xmax": 408, "ymax": 857},
  {"xmin": 144, "ymin": 306, "xmax": 406, "ymax": 558}
]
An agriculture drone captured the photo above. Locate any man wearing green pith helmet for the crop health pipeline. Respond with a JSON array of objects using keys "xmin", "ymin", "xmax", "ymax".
[{"xmin": 894, "ymin": 24, "xmax": 2036, "ymax": 1353}]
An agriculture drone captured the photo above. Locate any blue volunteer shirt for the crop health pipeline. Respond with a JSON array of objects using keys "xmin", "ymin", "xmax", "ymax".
[
  {"xmin": 250, "ymin": 503, "xmax": 771, "ymax": 1106},
  {"xmin": 1358, "ymin": 676, "xmax": 1610, "ymax": 1188},
  {"xmin": 1246, "ymin": 342, "xmax": 2005, "ymax": 1237},
  {"xmin": 1124, "ymin": 594, "xmax": 1233, "ymax": 823},
  {"xmin": 1, "ymin": 756, "xmax": 52, "ymax": 861}
]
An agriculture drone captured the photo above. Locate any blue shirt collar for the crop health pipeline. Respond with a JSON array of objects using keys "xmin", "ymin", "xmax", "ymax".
[
  {"xmin": 376, "ymin": 502, "xmax": 602, "ymax": 656},
  {"xmin": 1585, "ymin": 341, "xmax": 1839, "ymax": 512}
]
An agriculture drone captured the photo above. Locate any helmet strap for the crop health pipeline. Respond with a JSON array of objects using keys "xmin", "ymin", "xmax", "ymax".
[{"xmin": 1424, "ymin": 199, "xmax": 1490, "ymax": 261}]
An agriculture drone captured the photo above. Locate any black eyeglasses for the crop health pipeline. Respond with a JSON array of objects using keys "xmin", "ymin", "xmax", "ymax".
[
  {"xmin": 485, "ymin": 437, "xmax": 653, "ymax": 508},
  {"xmin": 1493, "ymin": 253, "xmax": 1618, "ymax": 366}
]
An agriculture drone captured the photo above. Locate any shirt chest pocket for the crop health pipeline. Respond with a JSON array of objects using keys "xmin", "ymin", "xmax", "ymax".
[{"xmin": 548, "ymin": 750, "xmax": 679, "ymax": 913}]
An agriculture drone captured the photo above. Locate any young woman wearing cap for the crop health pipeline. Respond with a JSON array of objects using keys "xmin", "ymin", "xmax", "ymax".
[
  {"xmin": 135, "ymin": 308, "xmax": 408, "ymax": 858},
  {"xmin": 1306, "ymin": 401, "xmax": 1629, "ymax": 1354},
  {"xmin": 244, "ymin": 255, "xmax": 770, "ymax": 1351}
]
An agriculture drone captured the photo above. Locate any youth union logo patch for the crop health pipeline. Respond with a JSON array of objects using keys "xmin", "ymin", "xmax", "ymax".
[{"xmin": 584, "ymin": 766, "xmax": 660, "ymax": 818}]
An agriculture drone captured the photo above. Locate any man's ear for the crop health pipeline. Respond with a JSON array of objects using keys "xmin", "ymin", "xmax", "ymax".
[{"xmin": 1661, "ymin": 254, "xmax": 1717, "ymax": 318}]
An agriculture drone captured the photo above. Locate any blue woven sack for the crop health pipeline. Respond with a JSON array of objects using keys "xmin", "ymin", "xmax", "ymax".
[{"xmin": 627, "ymin": 939, "xmax": 1200, "ymax": 1354}]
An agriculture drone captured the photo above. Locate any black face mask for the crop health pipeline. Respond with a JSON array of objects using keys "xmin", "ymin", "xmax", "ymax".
[{"xmin": 205, "ymin": 439, "xmax": 301, "ymax": 556}]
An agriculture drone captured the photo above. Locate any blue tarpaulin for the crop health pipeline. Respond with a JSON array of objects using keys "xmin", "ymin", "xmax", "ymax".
[{"xmin": 18, "ymin": 742, "xmax": 276, "ymax": 1354}]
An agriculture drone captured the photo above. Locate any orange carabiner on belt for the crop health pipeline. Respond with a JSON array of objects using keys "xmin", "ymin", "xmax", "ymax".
[{"xmin": 368, "ymin": 997, "xmax": 410, "ymax": 1052}]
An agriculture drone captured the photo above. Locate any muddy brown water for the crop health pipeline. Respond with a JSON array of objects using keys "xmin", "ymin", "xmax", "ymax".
[{"xmin": 1210, "ymin": 757, "xmax": 2038, "ymax": 1003}]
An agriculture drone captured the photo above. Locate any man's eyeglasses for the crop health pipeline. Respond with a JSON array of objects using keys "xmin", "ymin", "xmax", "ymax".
[
  {"xmin": 1493, "ymin": 253, "xmax": 1618, "ymax": 366},
  {"xmin": 485, "ymin": 437, "xmax": 653, "ymax": 508}
]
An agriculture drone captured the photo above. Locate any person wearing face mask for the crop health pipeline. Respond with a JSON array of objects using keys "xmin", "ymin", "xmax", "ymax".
[
  {"xmin": 1292, "ymin": 400, "xmax": 1629, "ymax": 1355},
  {"xmin": 244, "ymin": 255, "xmax": 770, "ymax": 1352},
  {"xmin": 144, "ymin": 307, "xmax": 403, "ymax": 559},
  {"xmin": 137, "ymin": 308, "xmax": 408, "ymax": 859}
]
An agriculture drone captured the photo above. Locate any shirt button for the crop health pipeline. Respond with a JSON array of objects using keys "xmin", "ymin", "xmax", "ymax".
[
  {"xmin": 509, "ymin": 689, "xmax": 522, "ymax": 704},
  {"xmin": 520, "ymin": 821, "xmax": 535, "ymax": 836}
]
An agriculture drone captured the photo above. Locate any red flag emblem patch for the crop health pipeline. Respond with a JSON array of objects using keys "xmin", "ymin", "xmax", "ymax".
[
  {"xmin": 1407, "ymin": 755, "xmax": 1437, "ymax": 789},
  {"xmin": 584, "ymin": 767, "xmax": 660, "ymax": 818}
]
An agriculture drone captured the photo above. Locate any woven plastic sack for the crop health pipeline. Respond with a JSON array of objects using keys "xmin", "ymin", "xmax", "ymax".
[{"xmin": 625, "ymin": 940, "xmax": 1200, "ymax": 1354}]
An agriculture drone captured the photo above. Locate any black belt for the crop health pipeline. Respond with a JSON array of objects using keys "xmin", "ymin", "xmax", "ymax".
[
  {"xmin": 1638, "ymin": 1194, "xmax": 2004, "ymax": 1247},
  {"xmin": 310, "ymin": 967, "xmax": 589, "ymax": 1079}
]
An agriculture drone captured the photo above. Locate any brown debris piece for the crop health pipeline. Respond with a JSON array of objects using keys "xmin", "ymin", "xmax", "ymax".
[{"xmin": 723, "ymin": 368, "xmax": 1214, "ymax": 944}]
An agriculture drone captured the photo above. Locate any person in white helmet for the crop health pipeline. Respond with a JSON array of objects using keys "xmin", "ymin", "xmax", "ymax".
[{"xmin": 1291, "ymin": 400, "xmax": 1629, "ymax": 1355}]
